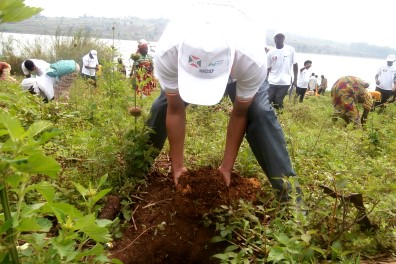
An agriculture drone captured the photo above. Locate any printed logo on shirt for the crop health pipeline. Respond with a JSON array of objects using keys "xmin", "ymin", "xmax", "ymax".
[
  {"xmin": 271, "ymin": 56, "xmax": 278, "ymax": 61},
  {"xmin": 188, "ymin": 55, "xmax": 201, "ymax": 68}
]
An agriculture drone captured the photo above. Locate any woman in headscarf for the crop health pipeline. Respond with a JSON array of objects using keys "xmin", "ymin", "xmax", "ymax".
[
  {"xmin": 130, "ymin": 40, "xmax": 157, "ymax": 96},
  {"xmin": 331, "ymin": 76, "xmax": 373, "ymax": 128}
]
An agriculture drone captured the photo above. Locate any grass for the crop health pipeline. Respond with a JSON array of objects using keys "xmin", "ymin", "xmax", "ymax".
[{"xmin": 0, "ymin": 34, "xmax": 395, "ymax": 262}]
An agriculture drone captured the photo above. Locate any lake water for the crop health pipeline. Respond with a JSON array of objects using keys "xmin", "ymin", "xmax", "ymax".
[{"xmin": 1, "ymin": 32, "xmax": 385, "ymax": 90}]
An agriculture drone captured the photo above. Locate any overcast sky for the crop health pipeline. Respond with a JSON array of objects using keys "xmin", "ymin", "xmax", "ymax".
[{"xmin": 24, "ymin": 0, "xmax": 396, "ymax": 49}]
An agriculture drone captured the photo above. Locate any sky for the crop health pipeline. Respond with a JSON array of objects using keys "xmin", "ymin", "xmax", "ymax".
[{"xmin": 23, "ymin": 0, "xmax": 396, "ymax": 49}]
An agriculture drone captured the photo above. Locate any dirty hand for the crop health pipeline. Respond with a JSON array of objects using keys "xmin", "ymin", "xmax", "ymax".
[
  {"xmin": 173, "ymin": 166, "xmax": 188, "ymax": 186},
  {"xmin": 218, "ymin": 166, "xmax": 231, "ymax": 187}
]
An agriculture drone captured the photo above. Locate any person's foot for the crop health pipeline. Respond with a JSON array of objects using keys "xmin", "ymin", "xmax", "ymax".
[
  {"xmin": 218, "ymin": 166, "xmax": 231, "ymax": 187},
  {"xmin": 173, "ymin": 166, "xmax": 188, "ymax": 186}
]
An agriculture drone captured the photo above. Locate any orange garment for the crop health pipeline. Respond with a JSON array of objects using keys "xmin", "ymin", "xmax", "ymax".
[{"xmin": 369, "ymin": 91, "xmax": 381, "ymax": 102}]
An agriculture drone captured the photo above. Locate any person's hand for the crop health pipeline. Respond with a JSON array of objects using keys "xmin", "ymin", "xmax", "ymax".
[
  {"xmin": 218, "ymin": 166, "xmax": 231, "ymax": 187},
  {"xmin": 173, "ymin": 166, "xmax": 188, "ymax": 186},
  {"xmin": 376, "ymin": 80, "xmax": 380, "ymax": 85}
]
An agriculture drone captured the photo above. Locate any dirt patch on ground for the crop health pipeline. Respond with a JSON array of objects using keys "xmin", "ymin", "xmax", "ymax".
[{"xmin": 108, "ymin": 164, "xmax": 263, "ymax": 264}]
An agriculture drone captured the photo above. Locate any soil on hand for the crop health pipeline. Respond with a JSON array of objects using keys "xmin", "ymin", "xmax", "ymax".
[{"xmin": 108, "ymin": 164, "xmax": 263, "ymax": 264}]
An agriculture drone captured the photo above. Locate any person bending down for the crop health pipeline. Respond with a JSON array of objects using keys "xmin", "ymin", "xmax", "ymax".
[
  {"xmin": 331, "ymin": 76, "xmax": 373, "ymax": 127},
  {"xmin": 145, "ymin": 4, "xmax": 303, "ymax": 203}
]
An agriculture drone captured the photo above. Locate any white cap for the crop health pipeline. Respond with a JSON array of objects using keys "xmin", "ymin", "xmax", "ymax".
[
  {"xmin": 138, "ymin": 39, "xmax": 147, "ymax": 45},
  {"xmin": 386, "ymin": 54, "xmax": 395, "ymax": 62},
  {"xmin": 90, "ymin": 50, "xmax": 98, "ymax": 57},
  {"xmin": 177, "ymin": 22, "xmax": 235, "ymax": 105}
]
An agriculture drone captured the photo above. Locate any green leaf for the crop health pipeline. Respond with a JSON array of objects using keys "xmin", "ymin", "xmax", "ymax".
[
  {"xmin": 0, "ymin": 218, "xmax": 12, "ymax": 233},
  {"xmin": 16, "ymin": 217, "xmax": 52, "ymax": 232},
  {"xmin": 0, "ymin": 111, "xmax": 25, "ymax": 141},
  {"xmin": 43, "ymin": 202, "xmax": 83, "ymax": 222},
  {"xmin": 301, "ymin": 233, "xmax": 311, "ymax": 244},
  {"xmin": 0, "ymin": 0, "xmax": 43, "ymax": 24},
  {"xmin": 20, "ymin": 202, "xmax": 46, "ymax": 218},
  {"xmin": 331, "ymin": 240, "xmax": 343, "ymax": 260},
  {"xmin": 21, "ymin": 233, "xmax": 47, "ymax": 248},
  {"xmin": 52, "ymin": 240, "xmax": 78, "ymax": 262},
  {"xmin": 73, "ymin": 214, "xmax": 111, "ymax": 242},
  {"xmin": 267, "ymin": 246, "xmax": 286, "ymax": 263},
  {"xmin": 274, "ymin": 233, "xmax": 290, "ymax": 246},
  {"xmin": 76, "ymin": 244, "xmax": 105, "ymax": 260},
  {"xmin": 30, "ymin": 181, "xmax": 56, "ymax": 202},
  {"xmin": 96, "ymin": 219, "xmax": 113, "ymax": 227},
  {"xmin": 26, "ymin": 120, "xmax": 53, "ymax": 139},
  {"xmin": 72, "ymin": 181, "xmax": 88, "ymax": 197},
  {"xmin": 310, "ymin": 246, "xmax": 326, "ymax": 255},
  {"xmin": 212, "ymin": 253, "xmax": 230, "ymax": 261},
  {"xmin": 224, "ymin": 245, "xmax": 239, "ymax": 252},
  {"xmin": 98, "ymin": 174, "xmax": 108, "ymax": 188},
  {"xmin": 210, "ymin": 236, "xmax": 227, "ymax": 243},
  {"xmin": 13, "ymin": 153, "xmax": 60, "ymax": 178},
  {"xmin": 90, "ymin": 188, "xmax": 112, "ymax": 206}
]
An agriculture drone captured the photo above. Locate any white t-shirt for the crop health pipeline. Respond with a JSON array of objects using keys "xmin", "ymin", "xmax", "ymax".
[
  {"xmin": 376, "ymin": 64, "xmax": 396, "ymax": 90},
  {"xmin": 154, "ymin": 10, "xmax": 267, "ymax": 102},
  {"xmin": 297, "ymin": 69, "xmax": 310, "ymax": 88},
  {"xmin": 308, "ymin": 75, "xmax": 317, "ymax": 90},
  {"xmin": 266, "ymin": 45, "xmax": 296, "ymax": 85},
  {"xmin": 81, "ymin": 53, "xmax": 98, "ymax": 76},
  {"xmin": 36, "ymin": 75, "xmax": 56, "ymax": 100},
  {"xmin": 21, "ymin": 59, "xmax": 50, "ymax": 77}
]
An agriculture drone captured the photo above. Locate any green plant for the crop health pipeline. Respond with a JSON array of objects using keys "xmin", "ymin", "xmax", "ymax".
[{"xmin": 0, "ymin": 111, "xmax": 119, "ymax": 263}]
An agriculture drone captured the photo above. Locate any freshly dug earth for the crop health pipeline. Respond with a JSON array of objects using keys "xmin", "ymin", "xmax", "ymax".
[{"xmin": 108, "ymin": 165, "xmax": 263, "ymax": 264}]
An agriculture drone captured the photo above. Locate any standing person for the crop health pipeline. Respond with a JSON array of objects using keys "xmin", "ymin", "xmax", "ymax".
[
  {"xmin": 130, "ymin": 42, "xmax": 156, "ymax": 96},
  {"xmin": 331, "ymin": 76, "xmax": 373, "ymax": 127},
  {"xmin": 266, "ymin": 32, "xmax": 298, "ymax": 110},
  {"xmin": 0, "ymin": 61, "xmax": 17, "ymax": 82},
  {"xmin": 294, "ymin": 60, "xmax": 312, "ymax": 103},
  {"xmin": 374, "ymin": 54, "xmax": 396, "ymax": 108},
  {"xmin": 308, "ymin": 73, "xmax": 317, "ymax": 92},
  {"xmin": 21, "ymin": 59, "xmax": 50, "ymax": 78},
  {"xmin": 145, "ymin": 3, "xmax": 303, "ymax": 203},
  {"xmin": 81, "ymin": 50, "xmax": 99, "ymax": 87},
  {"xmin": 318, "ymin": 74, "xmax": 327, "ymax": 95}
]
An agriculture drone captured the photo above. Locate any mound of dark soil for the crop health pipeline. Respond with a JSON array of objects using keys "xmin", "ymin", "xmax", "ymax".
[{"xmin": 108, "ymin": 166, "xmax": 263, "ymax": 264}]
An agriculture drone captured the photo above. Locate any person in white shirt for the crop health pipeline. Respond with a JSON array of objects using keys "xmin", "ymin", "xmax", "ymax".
[
  {"xmin": 81, "ymin": 50, "xmax": 99, "ymax": 87},
  {"xmin": 308, "ymin": 73, "xmax": 317, "ymax": 92},
  {"xmin": 145, "ymin": 2, "xmax": 303, "ymax": 204},
  {"xmin": 294, "ymin": 60, "xmax": 312, "ymax": 103},
  {"xmin": 21, "ymin": 59, "xmax": 50, "ymax": 78},
  {"xmin": 374, "ymin": 54, "xmax": 396, "ymax": 108},
  {"xmin": 266, "ymin": 32, "xmax": 298, "ymax": 110},
  {"xmin": 21, "ymin": 75, "xmax": 56, "ymax": 102},
  {"xmin": 21, "ymin": 59, "xmax": 80, "ymax": 102}
]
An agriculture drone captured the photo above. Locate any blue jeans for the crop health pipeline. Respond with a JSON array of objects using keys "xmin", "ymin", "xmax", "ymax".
[
  {"xmin": 267, "ymin": 84, "xmax": 291, "ymax": 109},
  {"xmin": 146, "ymin": 80, "xmax": 302, "ymax": 202}
]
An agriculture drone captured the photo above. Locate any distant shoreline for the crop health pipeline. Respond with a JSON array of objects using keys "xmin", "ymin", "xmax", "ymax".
[{"xmin": 1, "ymin": 15, "xmax": 395, "ymax": 59}]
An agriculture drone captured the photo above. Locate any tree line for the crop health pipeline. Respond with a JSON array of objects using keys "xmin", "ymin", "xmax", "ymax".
[{"xmin": 1, "ymin": 15, "xmax": 396, "ymax": 59}]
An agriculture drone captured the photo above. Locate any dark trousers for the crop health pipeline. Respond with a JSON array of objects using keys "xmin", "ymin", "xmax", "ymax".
[
  {"xmin": 146, "ymin": 80, "xmax": 302, "ymax": 202},
  {"xmin": 295, "ymin": 87, "xmax": 307, "ymax": 102}
]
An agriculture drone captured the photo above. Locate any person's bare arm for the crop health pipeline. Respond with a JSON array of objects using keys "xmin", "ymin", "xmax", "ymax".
[
  {"xmin": 166, "ymin": 92, "xmax": 187, "ymax": 185},
  {"xmin": 218, "ymin": 97, "xmax": 253, "ymax": 186},
  {"xmin": 293, "ymin": 63, "xmax": 298, "ymax": 86}
]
